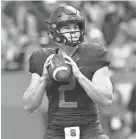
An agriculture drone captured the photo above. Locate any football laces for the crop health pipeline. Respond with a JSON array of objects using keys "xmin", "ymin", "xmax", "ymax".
[{"xmin": 50, "ymin": 59, "xmax": 55, "ymax": 68}]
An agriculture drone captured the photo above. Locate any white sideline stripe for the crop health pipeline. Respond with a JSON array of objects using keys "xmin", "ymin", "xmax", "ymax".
[{"xmin": 53, "ymin": 66, "xmax": 68, "ymax": 81}]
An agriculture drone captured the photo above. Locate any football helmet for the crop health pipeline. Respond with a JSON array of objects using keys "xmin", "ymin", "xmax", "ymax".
[{"xmin": 45, "ymin": 5, "xmax": 85, "ymax": 47}]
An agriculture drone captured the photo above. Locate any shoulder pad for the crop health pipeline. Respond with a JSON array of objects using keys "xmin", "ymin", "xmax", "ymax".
[
  {"xmin": 30, "ymin": 47, "xmax": 57, "ymax": 59},
  {"xmin": 42, "ymin": 47, "xmax": 58, "ymax": 55},
  {"xmin": 29, "ymin": 47, "xmax": 58, "ymax": 76},
  {"xmin": 84, "ymin": 43, "xmax": 107, "ymax": 56}
]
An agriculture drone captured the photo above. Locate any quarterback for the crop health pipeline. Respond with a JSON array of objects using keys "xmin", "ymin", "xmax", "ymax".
[{"xmin": 23, "ymin": 5, "xmax": 113, "ymax": 139}]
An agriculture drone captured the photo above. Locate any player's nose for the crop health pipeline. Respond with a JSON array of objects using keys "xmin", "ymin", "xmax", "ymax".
[{"xmin": 70, "ymin": 27, "xmax": 76, "ymax": 33}]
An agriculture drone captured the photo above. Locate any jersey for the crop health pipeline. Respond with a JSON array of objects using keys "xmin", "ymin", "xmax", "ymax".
[{"xmin": 29, "ymin": 43, "xmax": 110, "ymax": 127}]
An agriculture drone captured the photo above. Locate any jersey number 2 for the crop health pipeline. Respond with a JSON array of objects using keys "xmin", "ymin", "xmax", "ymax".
[{"xmin": 58, "ymin": 76, "xmax": 77, "ymax": 108}]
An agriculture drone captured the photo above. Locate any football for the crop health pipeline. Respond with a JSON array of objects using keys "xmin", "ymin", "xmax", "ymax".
[{"xmin": 48, "ymin": 54, "xmax": 72, "ymax": 82}]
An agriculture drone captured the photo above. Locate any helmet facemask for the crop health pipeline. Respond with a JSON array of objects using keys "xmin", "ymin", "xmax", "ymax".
[
  {"xmin": 45, "ymin": 6, "xmax": 85, "ymax": 47},
  {"xmin": 49, "ymin": 21, "xmax": 85, "ymax": 47}
]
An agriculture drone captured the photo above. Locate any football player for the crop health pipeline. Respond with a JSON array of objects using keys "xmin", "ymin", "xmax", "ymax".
[{"xmin": 23, "ymin": 5, "xmax": 113, "ymax": 139}]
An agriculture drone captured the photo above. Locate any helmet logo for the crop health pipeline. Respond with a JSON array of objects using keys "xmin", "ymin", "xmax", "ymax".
[
  {"xmin": 56, "ymin": 30, "xmax": 59, "ymax": 33},
  {"xmin": 70, "ymin": 16, "xmax": 75, "ymax": 20},
  {"xmin": 56, "ymin": 37, "xmax": 60, "ymax": 41},
  {"xmin": 51, "ymin": 24, "xmax": 56, "ymax": 28}
]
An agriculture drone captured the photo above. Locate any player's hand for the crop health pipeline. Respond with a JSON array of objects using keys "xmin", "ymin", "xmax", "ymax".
[
  {"xmin": 63, "ymin": 54, "xmax": 81, "ymax": 78},
  {"xmin": 42, "ymin": 54, "xmax": 55, "ymax": 81}
]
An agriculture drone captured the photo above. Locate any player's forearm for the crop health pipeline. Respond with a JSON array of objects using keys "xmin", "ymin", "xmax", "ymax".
[
  {"xmin": 23, "ymin": 76, "xmax": 48, "ymax": 114},
  {"xmin": 76, "ymin": 72, "xmax": 112, "ymax": 108}
]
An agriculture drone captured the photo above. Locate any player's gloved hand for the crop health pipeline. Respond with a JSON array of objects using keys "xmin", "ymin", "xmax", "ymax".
[
  {"xmin": 42, "ymin": 54, "xmax": 55, "ymax": 82},
  {"xmin": 63, "ymin": 54, "xmax": 81, "ymax": 78}
]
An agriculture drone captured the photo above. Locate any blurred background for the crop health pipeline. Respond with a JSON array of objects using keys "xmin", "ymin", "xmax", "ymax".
[{"xmin": 1, "ymin": 1, "xmax": 136, "ymax": 139}]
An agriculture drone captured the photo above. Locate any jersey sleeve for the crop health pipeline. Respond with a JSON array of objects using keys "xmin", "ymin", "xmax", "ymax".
[
  {"xmin": 28, "ymin": 48, "xmax": 57, "ymax": 76},
  {"xmin": 28, "ymin": 49, "xmax": 46, "ymax": 76},
  {"xmin": 96, "ymin": 48, "xmax": 110, "ymax": 70},
  {"xmin": 29, "ymin": 51, "xmax": 38, "ymax": 74},
  {"xmin": 87, "ymin": 43, "xmax": 110, "ymax": 72}
]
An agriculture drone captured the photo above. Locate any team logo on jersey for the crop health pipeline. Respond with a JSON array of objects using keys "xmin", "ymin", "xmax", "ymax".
[
  {"xmin": 72, "ymin": 53, "xmax": 80, "ymax": 62},
  {"xmin": 72, "ymin": 53, "xmax": 84, "ymax": 70}
]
